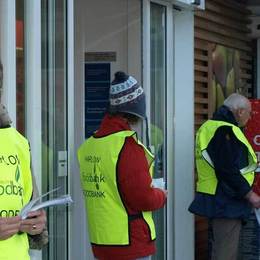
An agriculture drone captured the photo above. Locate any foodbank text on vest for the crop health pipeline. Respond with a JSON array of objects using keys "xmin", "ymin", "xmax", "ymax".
[
  {"xmin": 82, "ymin": 174, "xmax": 106, "ymax": 183},
  {"xmin": 0, "ymin": 154, "xmax": 20, "ymax": 165},
  {"xmin": 84, "ymin": 155, "xmax": 101, "ymax": 163},
  {"xmin": 0, "ymin": 209, "xmax": 20, "ymax": 217},
  {"xmin": 0, "ymin": 181, "xmax": 23, "ymax": 196},
  {"xmin": 83, "ymin": 189, "xmax": 105, "ymax": 198}
]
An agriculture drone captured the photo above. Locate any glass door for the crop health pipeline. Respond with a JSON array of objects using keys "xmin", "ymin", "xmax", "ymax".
[
  {"xmin": 143, "ymin": 0, "xmax": 173, "ymax": 259},
  {"xmin": 41, "ymin": 1, "xmax": 68, "ymax": 259},
  {"xmin": 144, "ymin": 1, "xmax": 196, "ymax": 259}
]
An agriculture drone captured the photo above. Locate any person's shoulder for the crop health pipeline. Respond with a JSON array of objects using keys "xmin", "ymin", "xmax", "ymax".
[
  {"xmin": 124, "ymin": 136, "xmax": 146, "ymax": 153},
  {"xmin": 125, "ymin": 135, "xmax": 138, "ymax": 146},
  {"xmin": 10, "ymin": 127, "xmax": 30, "ymax": 143},
  {"xmin": 216, "ymin": 124, "xmax": 233, "ymax": 133},
  {"xmin": 13, "ymin": 127, "xmax": 26, "ymax": 136},
  {"xmin": 213, "ymin": 124, "xmax": 236, "ymax": 143}
]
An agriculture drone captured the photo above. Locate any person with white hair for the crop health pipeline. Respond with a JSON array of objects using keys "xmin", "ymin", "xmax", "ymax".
[{"xmin": 189, "ymin": 93, "xmax": 260, "ymax": 260}]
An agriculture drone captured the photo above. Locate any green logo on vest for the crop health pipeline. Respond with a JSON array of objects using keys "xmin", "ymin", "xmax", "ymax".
[{"xmin": 15, "ymin": 166, "xmax": 20, "ymax": 182}]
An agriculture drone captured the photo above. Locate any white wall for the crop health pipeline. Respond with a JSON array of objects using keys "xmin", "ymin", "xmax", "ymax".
[{"xmin": 84, "ymin": 0, "xmax": 141, "ymax": 81}]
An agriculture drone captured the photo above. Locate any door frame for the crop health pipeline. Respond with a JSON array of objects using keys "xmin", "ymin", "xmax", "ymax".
[
  {"xmin": 143, "ymin": 0, "xmax": 174, "ymax": 259},
  {"xmin": 67, "ymin": 0, "xmax": 74, "ymax": 259},
  {"xmin": 143, "ymin": 0, "xmax": 195, "ymax": 259}
]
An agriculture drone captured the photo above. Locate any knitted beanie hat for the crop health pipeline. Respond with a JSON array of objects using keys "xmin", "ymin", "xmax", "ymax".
[{"xmin": 109, "ymin": 71, "xmax": 146, "ymax": 119}]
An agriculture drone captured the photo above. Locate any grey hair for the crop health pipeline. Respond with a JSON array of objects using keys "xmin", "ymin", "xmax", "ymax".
[{"xmin": 223, "ymin": 93, "xmax": 249, "ymax": 111}]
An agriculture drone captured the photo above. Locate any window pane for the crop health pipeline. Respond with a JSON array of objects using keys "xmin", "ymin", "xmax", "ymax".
[{"xmin": 41, "ymin": 0, "xmax": 68, "ymax": 259}]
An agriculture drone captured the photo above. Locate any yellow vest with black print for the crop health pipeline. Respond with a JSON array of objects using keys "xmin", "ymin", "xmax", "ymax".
[
  {"xmin": 0, "ymin": 128, "xmax": 33, "ymax": 260},
  {"xmin": 196, "ymin": 120, "xmax": 257, "ymax": 195},
  {"xmin": 77, "ymin": 130, "xmax": 156, "ymax": 245}
]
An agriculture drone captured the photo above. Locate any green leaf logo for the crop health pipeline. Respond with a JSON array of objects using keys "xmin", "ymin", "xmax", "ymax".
[{"xmin": 15, "ymin": 166, "xmax": 20, "ymax": 182}]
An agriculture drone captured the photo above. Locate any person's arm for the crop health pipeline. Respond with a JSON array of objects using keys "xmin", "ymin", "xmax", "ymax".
[
  {"xmin": 20, "ymin": 161, "xmax": 49, "ymax": 249},
  {"xmin": 118, "ymin": 137, "xmax": 166, "ymax": 212},
  {"xmin": 0, "ymin": 216, "xmax": 21, "ymax": 240},
  {"xmin": 19, "ymin": 210, "xmax": 46, "ymax": 236},
  {"xmin": 207, "ymin": 125, "xmax": 252, "ymax": 198},
  {"xmin": 20, "ymin": 161, "xmax": 47, "ymax": 232},
  {"xmin": 245, "ymin": 190, "xmax": 260, "ymax": 208}
]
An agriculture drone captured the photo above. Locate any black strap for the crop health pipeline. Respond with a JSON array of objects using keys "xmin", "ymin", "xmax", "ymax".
[
  {"xmin": 145, "ymin": 117, "xmax": 151, "ymax": 152},
  {"xmin": 128, "ymin": 213, "xmax": 142, "ymax": 221}
]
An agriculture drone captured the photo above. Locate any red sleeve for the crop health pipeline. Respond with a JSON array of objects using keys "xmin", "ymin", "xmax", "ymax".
[{"xmin": 117, "ymin": 137, "xmax": 166, "ymax": 213}]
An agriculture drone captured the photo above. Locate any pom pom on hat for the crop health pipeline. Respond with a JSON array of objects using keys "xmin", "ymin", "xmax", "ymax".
[
  {"xmin": 109, "ymin": 71, "xmax": 146, "ymax": 119},
  {"xmin": 112, "ymin": 71, "xmax": 128, "ymax": 84}
]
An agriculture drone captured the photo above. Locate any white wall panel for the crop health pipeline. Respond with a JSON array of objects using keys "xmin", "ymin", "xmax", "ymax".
[{"xmin": 0, "ymin": 0, "xmax": 16, "ymax": 124}]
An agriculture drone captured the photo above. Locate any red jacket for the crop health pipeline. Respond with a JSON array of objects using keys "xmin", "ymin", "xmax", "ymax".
[{"xmin": 91, "ymin": 114, "xmax": 166, "ymax": 260}]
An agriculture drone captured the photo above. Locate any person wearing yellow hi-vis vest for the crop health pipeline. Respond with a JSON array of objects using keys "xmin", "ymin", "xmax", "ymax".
[
  {"xmin": 78, "ymin": 71, "xmax": 167, "ymax": 260},
  {"xmin": 0, "ymin": 59, "xmax": 47, "ymax": 260},
  {"xmin": 0, "ymin": 104, "xmax": 48, "ymax": 260},
  {"xmin": 189, "ymin": 93, "xmax": 260, "ymax": 260}
]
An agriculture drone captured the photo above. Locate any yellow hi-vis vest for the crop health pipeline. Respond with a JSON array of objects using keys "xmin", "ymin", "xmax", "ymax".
[
  {"xmin": 196, "ymin": 120, "xmax": 257, "ymax": 195},
  {"xmin": 0, "ymin": 127, "xmax": 33, "ymax": 260},
  {"xmin": 77, "ymin": 130, "xmax": 156, "ymax": 245}
]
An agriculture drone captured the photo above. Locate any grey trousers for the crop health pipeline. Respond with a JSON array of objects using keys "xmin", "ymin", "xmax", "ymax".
[{"xmin": 211, "ymin": 218, "xmax": 242, "ymax": 260}]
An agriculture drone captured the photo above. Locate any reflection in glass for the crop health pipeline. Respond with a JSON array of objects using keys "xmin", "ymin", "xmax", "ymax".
[{"xmin": 150, "ymin": 3, "xmax": 166, "ymax": 260}]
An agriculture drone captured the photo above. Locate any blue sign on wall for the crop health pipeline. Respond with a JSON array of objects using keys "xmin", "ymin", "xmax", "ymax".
[{"xmin": 85, "ymin": 63, "xmax": 110, "ymax": 138}]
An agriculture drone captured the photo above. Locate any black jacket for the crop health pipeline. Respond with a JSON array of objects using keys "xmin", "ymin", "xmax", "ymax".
[{"xmin": 189, "ymin": 105, "xmax": 252, "ymax": 219}]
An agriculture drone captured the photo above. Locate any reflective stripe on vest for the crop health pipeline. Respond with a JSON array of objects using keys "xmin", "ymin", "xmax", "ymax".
[
  {"xmin": 77, "ymin": 130, "xmax": 156, "ymax": 245},
  {"xmin": 0, "ymin": 128, "xmax": 33, "ymax": 260},
  {"xmin": 196, "ymin": 120, "xmax": 257, "ymax": 195}
]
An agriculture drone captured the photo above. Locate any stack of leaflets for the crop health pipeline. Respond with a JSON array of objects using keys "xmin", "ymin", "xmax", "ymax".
[
  {"xmin": 19, "ymin": 188, "xmax": 73, "ymax": 220},
  {"xmin": 152, "ymin": 178, "xmax": 165, "ymax": 190}
]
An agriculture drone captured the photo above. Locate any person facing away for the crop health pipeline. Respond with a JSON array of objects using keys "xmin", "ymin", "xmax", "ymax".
[
  {"xmin": 77, "ymin": 71, "xmax": 167, "ymax": 260},
  {"xmin": 0, "ymin": 60, "xmax": 47, "ymax": 260},
  {"xmin": 189, "ymin": 93, "xmax": 260, "ymax": 260}
]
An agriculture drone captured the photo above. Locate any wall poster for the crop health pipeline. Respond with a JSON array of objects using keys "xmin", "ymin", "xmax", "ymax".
[{"xmin": 212, "ymin": 44, "xmax": 241, "ymax": 112}]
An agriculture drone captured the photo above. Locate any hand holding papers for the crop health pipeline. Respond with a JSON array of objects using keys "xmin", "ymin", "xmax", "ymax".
[{"xmin": 19, "ymin": 188, "xmax": 73, "ymax": 220}]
